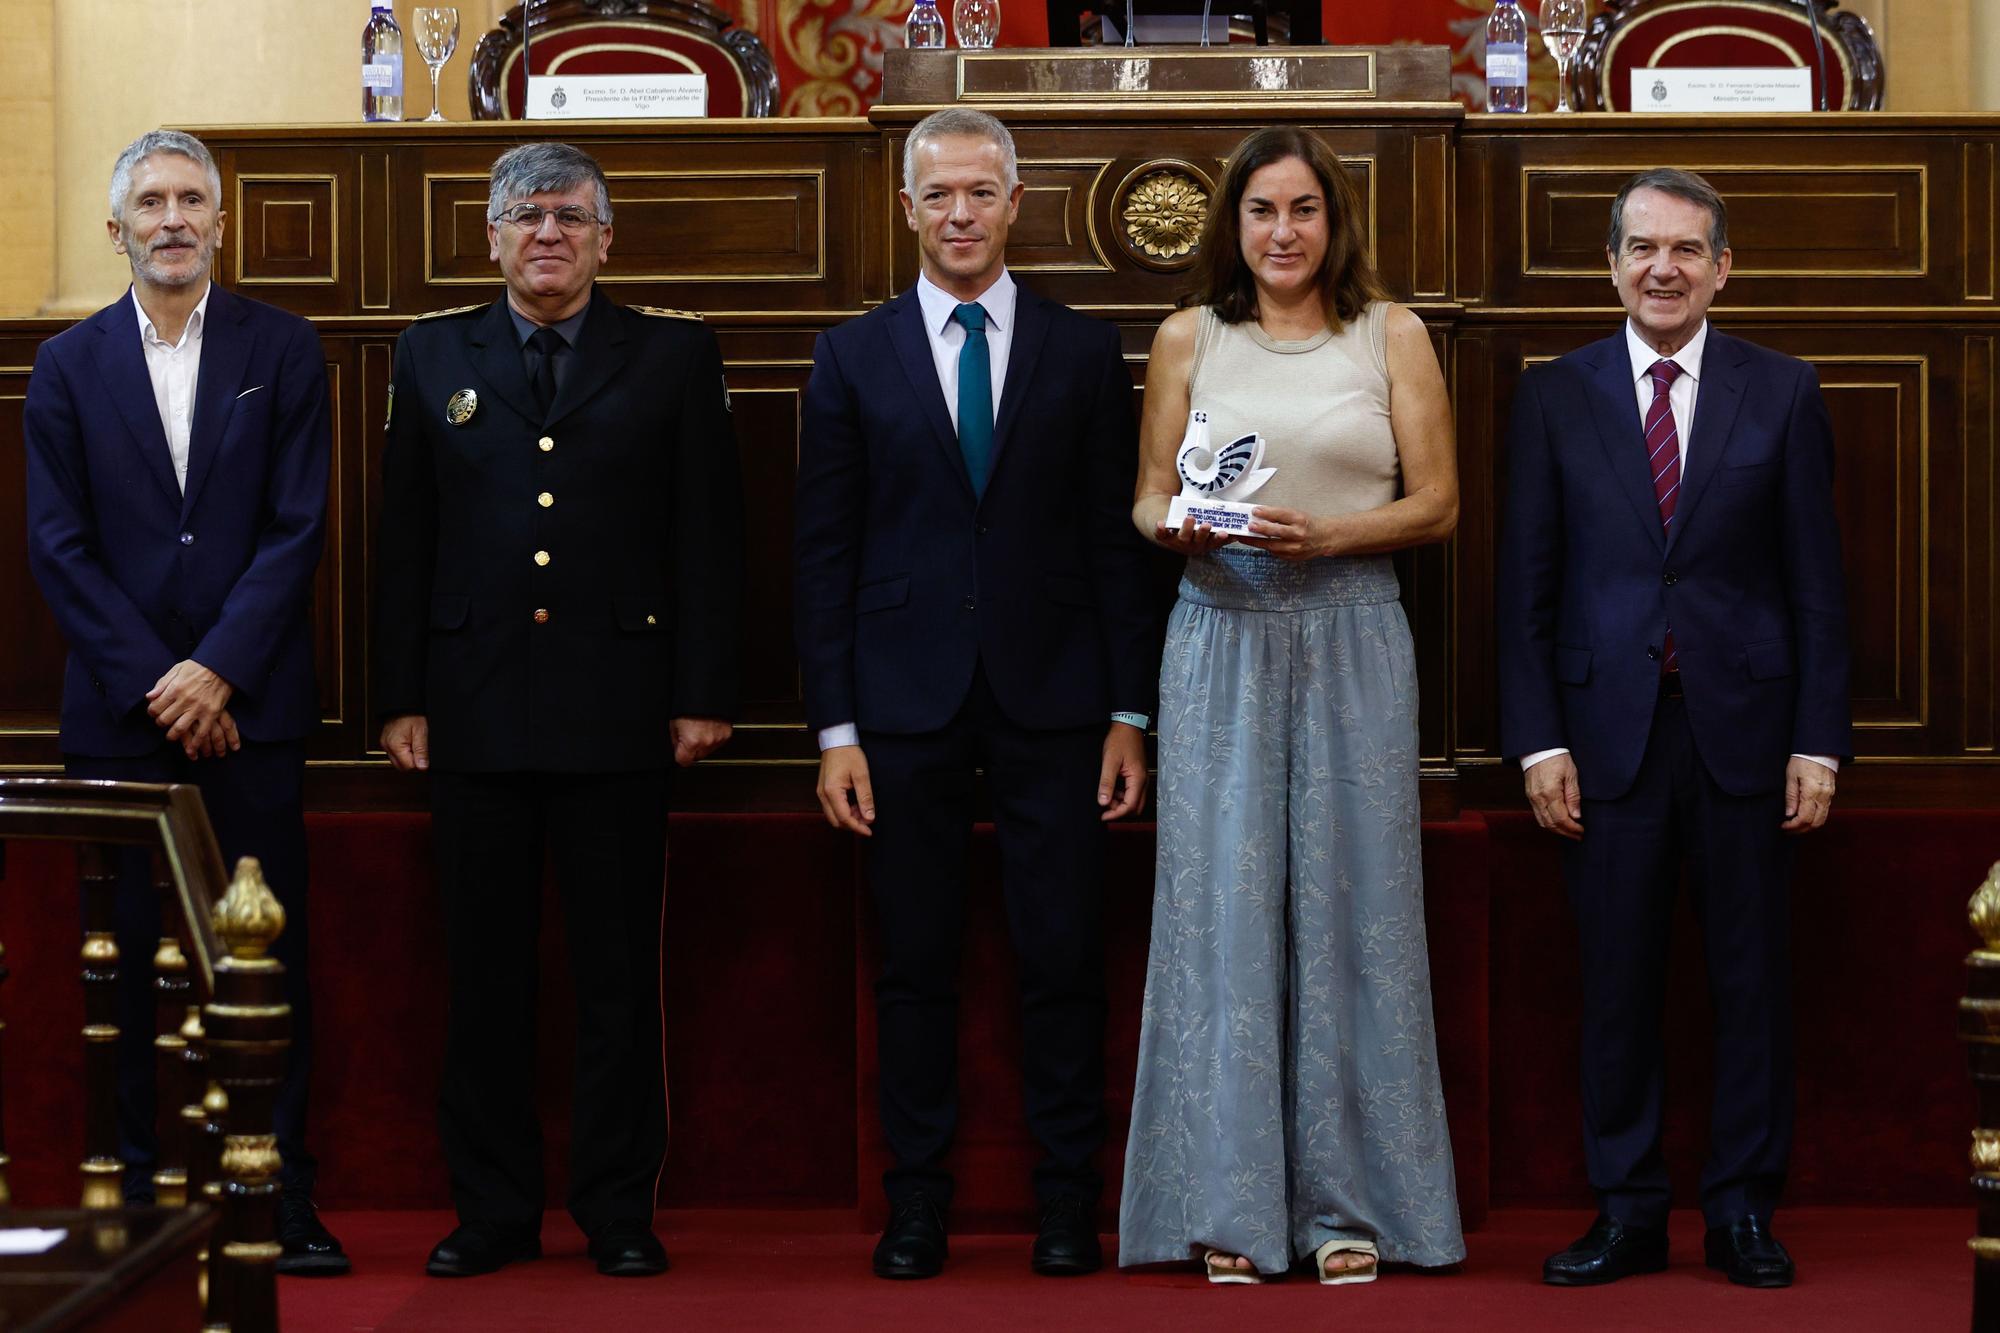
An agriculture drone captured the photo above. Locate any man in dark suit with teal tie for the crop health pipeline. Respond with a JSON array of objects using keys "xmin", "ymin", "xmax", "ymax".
[{"xmin": 795, "ymin": 108, "xmax": 1159, "ymax": 1280}]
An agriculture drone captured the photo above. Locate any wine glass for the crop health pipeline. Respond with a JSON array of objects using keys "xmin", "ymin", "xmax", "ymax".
[
  {"xmin": 953, "ymin": 0, "xmax": 1000, "ymax": 49},
  {"xmin": 414, "ymin": 7, "xmax": 461, "ymax": 122},
  {"xmin": 1540, "ymin": 0, "xmax": 1587, "ymax": 113}
]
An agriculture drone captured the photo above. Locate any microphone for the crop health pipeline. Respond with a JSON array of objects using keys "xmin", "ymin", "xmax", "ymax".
[
  {"xmin": 1200, "ymin": 0, "xmax": 1213, "ymax": 46},
  {"xmin": 1796, "ymin": 0, "xmax": 1830, "ymax": 111},
  {"xmin": 1124, "ymin": 0, "xmax": 1136, "ymax": 47},
  {"xmin": 522, "ymin": 0, "xmax": 537, "ymax": 117}
]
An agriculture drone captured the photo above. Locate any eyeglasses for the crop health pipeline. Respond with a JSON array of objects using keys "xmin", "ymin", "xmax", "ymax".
[{"xmin": 492, "ymin": 203, "xmax": 605, "ymax": 233}]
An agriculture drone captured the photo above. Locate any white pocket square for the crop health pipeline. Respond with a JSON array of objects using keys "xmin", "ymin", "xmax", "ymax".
[{"xmin": 235, "ymin": 384, "xmax": 265, "ymax": 400}]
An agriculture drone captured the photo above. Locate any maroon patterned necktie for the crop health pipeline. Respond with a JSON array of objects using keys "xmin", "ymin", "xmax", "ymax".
[{"xmin": 1645, "ymin": 358, "xmax": 1683, "ymax": 671}]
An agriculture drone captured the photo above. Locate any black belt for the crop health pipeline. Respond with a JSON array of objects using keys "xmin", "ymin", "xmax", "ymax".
[{"xmin": 1659, "ymin": 670, "xmax": 1683, "ymax": 698}]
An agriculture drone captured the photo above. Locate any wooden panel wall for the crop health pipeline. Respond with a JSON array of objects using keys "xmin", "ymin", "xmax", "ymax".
[{"xmin": 2, "ymin": 111, "xmax": 1993, "ymax": 808}]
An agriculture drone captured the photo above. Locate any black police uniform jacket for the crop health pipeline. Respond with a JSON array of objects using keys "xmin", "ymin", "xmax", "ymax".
[{"xmin": 373, "ymin": 288, "xmax": 742, "ymax": 772}]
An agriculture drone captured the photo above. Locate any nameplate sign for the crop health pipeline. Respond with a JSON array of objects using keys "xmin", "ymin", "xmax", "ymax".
[
  {"xmin": 526, "ymin": 74, "xmax": 707, "ymax": 119},
  {"xmin": 1630, "ymin": 67, "xmax": 1812, "ymax": 112}
]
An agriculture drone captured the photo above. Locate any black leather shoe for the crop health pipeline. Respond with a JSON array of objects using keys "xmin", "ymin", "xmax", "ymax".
[
  {"xmin": 1031, "ymin": 1195, "xmax": 1101, "ymax": 1276},
  {"xmin": 425, "ymin": 1222, "xmax": 541, "ymax": 1277},
  {"xmin": 1705, "ymin": 1216, "xmax": 1794, "ymax": 1288},
  {"xmin": 588, "ymin": 1222, "xmax": 670, "ymax": 1277},
  {"xmin": 873, "ymin": 1192, "xmax": 947, "ymax": 1279},
  {"xmin": 1543, "ymin": 1216, "xmax": 1669, "ymax": 1286},
  {"xmin": 275, "ymin": 1194, "xmax": 351, "ymax": 1276}
]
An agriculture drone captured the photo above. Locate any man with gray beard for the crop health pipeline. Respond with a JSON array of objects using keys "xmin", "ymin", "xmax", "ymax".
[{"xmin": 24, "ymin": 129, "xmax": 343, "ymax": 1273}]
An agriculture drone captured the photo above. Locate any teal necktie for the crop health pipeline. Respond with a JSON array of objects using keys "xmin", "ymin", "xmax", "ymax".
[{"xmin": 953, "ymin": 302, "xmax": 993, "ymax": 498}]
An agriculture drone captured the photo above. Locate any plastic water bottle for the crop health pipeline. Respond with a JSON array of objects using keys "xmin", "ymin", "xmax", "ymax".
[
  {"xmin": 362, "ymin": 2, "xmax": 405, "ymax": 122},
  {"xmin": 1485, "ymin": 0, "xmax": 1528, "ymax": 113},
  {"xmin": 905, "ymin": 0, "xmax": 947, "ymax": 50}
]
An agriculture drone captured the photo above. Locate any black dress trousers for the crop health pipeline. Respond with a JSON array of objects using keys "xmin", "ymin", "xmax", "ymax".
[
  {"xmin": 1560, "ymin": 694, "xmax": 1797, "ymax": 1229},
  {"xmin": 430, "ymin": 767, "xmax": 671, "ymax": 1236},
  {"xmin": 862, "ymin": 669, "xmax": 1108, "ymax": 1212}
]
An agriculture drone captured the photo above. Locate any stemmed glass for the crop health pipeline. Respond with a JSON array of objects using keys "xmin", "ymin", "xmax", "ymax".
[
  {"xmin": 1540, "ymin": 0, "xmax": 1587, "ymax": 113},
  {"xmin": 953, "ymin": 0, "xmax": 1000, "ymax": 49},
  {"xmin": 414, "ymin": 7, "xmax": 461, "ymax": 122}
]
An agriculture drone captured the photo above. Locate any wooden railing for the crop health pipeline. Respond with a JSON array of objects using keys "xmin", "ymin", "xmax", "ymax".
[
  {"xmin": 0, "ymin": 777, "xmax": 287, "ymax": 1333},
  {"xmin": 1962, "ymin": 858, "xmax": 2000, "ymax": 1332}
]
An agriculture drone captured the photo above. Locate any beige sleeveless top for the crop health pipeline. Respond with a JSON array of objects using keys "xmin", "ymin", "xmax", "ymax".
[{"xmin": 1187, "ymin": 301, "xmax": 1400, "ymax": 517}]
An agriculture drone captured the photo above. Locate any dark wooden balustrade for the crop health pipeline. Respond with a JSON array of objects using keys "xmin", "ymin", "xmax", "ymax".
[
  {"xmin": 0, "ymin": 777, "xmax": 288, "ymax": 1333},
  {"xmin": 1961, "ymin": 858, "xmax": 2000, "ymax": 1332}
]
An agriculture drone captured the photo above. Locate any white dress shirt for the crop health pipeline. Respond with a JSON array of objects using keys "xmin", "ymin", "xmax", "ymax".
[
  {"xmin": 1521, "ymin": 319, "xmax": 1835, "ymax": 776},
  {"xmin": 913, "ymin": 266, "xmax": 1015, "ymax": 434},
  {"xmin": 133, "ymin": 283, "xmax": 211, "ymax": 493}
]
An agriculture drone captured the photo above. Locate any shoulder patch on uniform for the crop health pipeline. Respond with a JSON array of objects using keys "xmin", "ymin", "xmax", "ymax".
[
  {"xmin": 632, "ymin": 305, "xmax": 705, "ymax": 322},
  {"xmin": 411, "ymin": 303, "xmax": 486, "ymax": 322}
]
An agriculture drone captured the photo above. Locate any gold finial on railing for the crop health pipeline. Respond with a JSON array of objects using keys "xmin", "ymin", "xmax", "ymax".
[
  {"xmin": 212, "ymin": 857, "xmax": 285, "ymax": 960},
  {"xmin": 1971, "ymin": 860, "xmax": 2000, "ymax": 955}
]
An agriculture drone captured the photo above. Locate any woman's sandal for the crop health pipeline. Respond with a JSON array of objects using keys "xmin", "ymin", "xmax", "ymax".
[
  {"xmin": 1203, "ymin": 1250, "xmax": 1263, "ymax": 1285},
  {"xmin": 1314, "ymin": 1238, "xmax": 1379, "ymax": 1286}
]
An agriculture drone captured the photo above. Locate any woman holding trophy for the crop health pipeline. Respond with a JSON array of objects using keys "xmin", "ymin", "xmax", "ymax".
[{"xmin": 1119, "ymin": 127, "xmax": 1464, "ymax": 1284}]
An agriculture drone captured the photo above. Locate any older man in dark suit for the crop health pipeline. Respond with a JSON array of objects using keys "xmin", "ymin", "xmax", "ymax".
[
  {"xmin": 795, "ymin": 107, "xmax": 1158, "ymax": 1280},
  {"xmin": 1498, "ymin": 168, "xmax": 1851, "ymax": 1290},
  {"xmin": 25, "ymin": 129, "xmax": 342, "ymax": 1272},
  {"xmin": 374, "ymin": 141, "xmax": 741, "ymax": 1280}
]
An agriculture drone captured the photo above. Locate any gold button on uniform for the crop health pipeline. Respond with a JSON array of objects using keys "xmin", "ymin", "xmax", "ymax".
[
  {"xmin": 533, "ymin": 608, "xmax": 550, "ymax": 624},
  {"xmin": 533, "ymin": 550, "xmax": 550, "ymax": 567},
  {"xmin": 537, "ymin": 492, "xmax": 553, "ymax": 508},
  {"xmin": 538, "ymin": 436, "xmax": 554, "ymax": 452}
]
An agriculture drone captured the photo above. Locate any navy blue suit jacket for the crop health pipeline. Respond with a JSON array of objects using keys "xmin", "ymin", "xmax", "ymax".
[
  {"xmin": 25, "ymin": 285, "xmax": 330, "ymax": 756},
  {"xmin": 794, "ymin": 281, "xmax": 1156, "ymax": 736},
  {"xmin": 1496, "ymin": 327, "xmax": 1852, "ymax": 799}
]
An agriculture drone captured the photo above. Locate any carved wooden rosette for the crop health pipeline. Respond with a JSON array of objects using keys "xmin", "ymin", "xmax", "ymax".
[
  {"xmin": 201, "ymin": 856, "xmax": 290, "ymax": 1333},
  {"xmin": 1961, "ymin": 858, "xmax": 2000, "ymax": 1327},
  {"xmin": 77, "ymin": 845, "xmax": 126, "ymax": 1210},
  {"xmin": 1115, "ymin": 162, "xmax": 1214, "ymax": 273}
]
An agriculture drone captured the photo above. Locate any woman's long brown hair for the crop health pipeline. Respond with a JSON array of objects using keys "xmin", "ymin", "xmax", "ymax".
[{"xmin": 1182, "ymin": 126, "xmax": 1387, "ymax": 330}]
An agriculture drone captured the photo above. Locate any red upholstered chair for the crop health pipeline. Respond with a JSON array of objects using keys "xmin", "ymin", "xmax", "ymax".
[
  {"xmin": 1571, "ymin": 0, "xmax": 1882, "ymax": 112},
  {"xmin": 468, "ymin": 0, "xmax": 779, "ymax": 120}
]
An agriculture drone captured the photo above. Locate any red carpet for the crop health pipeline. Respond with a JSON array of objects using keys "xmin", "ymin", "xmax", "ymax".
[{"xmin": 279, "ymin": 1207, "xmax": 1969, "ymax": 1331}]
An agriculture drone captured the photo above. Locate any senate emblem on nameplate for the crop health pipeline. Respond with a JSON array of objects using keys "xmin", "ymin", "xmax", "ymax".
[{"xmin": 445, "ymin": 388, "xmax": 479, "ymax": 426}]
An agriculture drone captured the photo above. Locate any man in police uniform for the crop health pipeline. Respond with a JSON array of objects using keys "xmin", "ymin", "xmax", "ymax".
[{"xmin": 373, "ymin": 142, "xmax": 741, "ymax": 1279}]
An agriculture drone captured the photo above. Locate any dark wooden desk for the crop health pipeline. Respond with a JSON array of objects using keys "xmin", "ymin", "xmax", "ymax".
[
  {"xmin": 0, "ymin": 52, "xmax": 1991, "ymax": 810},
  {"xmin": 0, "ymin": 1207, "xmax": 211, "ymax": 1333}
]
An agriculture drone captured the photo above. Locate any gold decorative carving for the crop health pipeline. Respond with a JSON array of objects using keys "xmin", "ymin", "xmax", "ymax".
[
  {"xmin": 82, "ymin": 932, "xmax": 118, "ymax": 964},
  {"xmin": 1116, "ymin": 164, "xmax": 1213, "ymax": 272},
  {"xmin": 1122, "ymin": 169, "xmax": 1208, "ymax": 262},
  {"xmin": 221, "ymin": 1240, "xmax": 285, "ymax": 1261},
  {"xmin": 1972, "ymin": 1236, "xmax": 2000, "ymax": 1261},
  {"xmin": 221, "ymin": 1134, "xmax": 282, "ymax": 1183},
  {"xmin": 1973, "ymin": 860, "xmax": 2000, "ymax": 953},
  {"xmin": 214, "ymin": 857, "xmax": 285, "ymax": 960},
  {"xmin": 180, "ymin": 1004, "xmax": 205, "ymax": 1043},
  {"xmin": 1976, "ymin": 1128, "xmax": 2000, "ymax": 1172},
  {"xmin": 154, "ymin": 935, "xmax": 187, "ymax": 974},
  {"xmin": 203, "ymin": 1081, "xmax": 229, "ymax": 1118},
  {"xmin": 81, "ymin": 1158, "xmax": 123, "ymax": 1210},
  {"xmin": 152, "ymin": 1167, "xmax": 188, "ymax": 1209}
]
